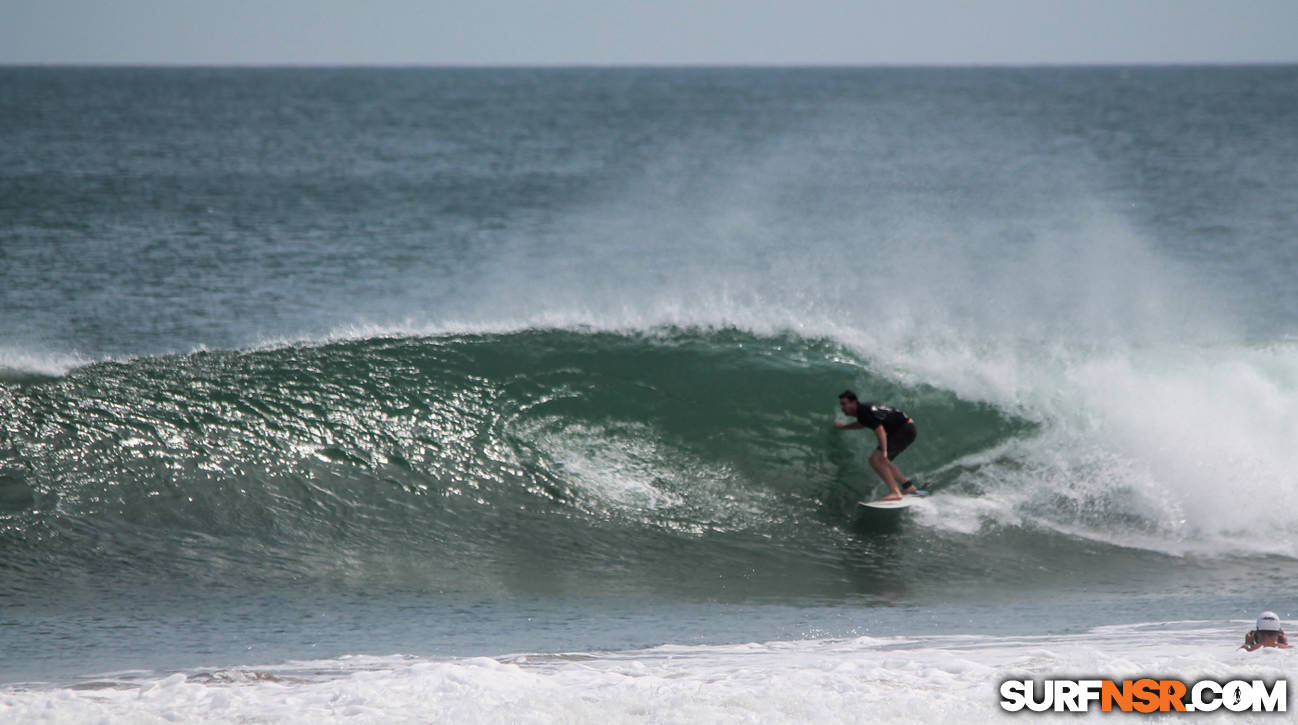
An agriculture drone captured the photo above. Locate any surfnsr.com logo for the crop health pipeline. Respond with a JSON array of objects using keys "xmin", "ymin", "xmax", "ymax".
[{"xmin": 999, "ymin": 678, "xmax": 1287, "ymax": 713}]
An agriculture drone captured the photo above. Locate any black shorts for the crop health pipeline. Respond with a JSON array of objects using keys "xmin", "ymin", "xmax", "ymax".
[{"xmin": 877, "ymin": 421, "xmax": 916, "ymax": 461}]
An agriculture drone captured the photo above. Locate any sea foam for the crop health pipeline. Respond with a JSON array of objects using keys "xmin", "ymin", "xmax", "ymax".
[{"xmin": 3, "ymin": 622, "xmax": 1291, "ymax": 725}]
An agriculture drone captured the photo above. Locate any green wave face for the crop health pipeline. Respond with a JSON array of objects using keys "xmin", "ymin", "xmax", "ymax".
[{"xmin": 0, "ymin": 329, "xmax": 1285, "ymax": 605}]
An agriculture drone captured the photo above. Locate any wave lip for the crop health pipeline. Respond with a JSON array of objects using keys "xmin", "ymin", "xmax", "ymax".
[{"xmin": 0, "ymin": 346, "xmax": 88, "ymax": 381}]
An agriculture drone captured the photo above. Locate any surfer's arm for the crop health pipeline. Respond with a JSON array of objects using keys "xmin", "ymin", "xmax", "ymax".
[
  {"xmin": 835, "ymin": 421, "xmax": 864, "ymax": 430},
  {"xmin": 873, "ymin": 425, "xmax": 888, "ymax": 456}
]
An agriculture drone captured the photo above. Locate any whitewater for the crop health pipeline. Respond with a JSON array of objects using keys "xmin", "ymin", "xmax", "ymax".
[{"xmin": 4, "ymin": 625, "xmax": 1293, "ymax": 724}]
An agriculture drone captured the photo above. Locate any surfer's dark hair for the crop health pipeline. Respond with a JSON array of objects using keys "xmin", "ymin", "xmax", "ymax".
[{"xmin": 838, "ymin": 390, "xmax": 858, "ymax": 402}]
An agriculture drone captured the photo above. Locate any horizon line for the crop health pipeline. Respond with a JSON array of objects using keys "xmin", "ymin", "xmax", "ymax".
[{"xmin": 5, "ymin": 60, "xmax": 1298, "ymax": 70}]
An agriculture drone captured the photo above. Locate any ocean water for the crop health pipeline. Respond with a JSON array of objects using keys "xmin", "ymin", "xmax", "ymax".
[{"xmin": 1, "ymin": 66, "xmax": 1296, "ymax": 722}]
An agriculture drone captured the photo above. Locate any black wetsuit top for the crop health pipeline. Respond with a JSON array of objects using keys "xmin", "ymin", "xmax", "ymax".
[{"xmin": 855, "ymin": 403, "xmax": 910, "ymax": 433}]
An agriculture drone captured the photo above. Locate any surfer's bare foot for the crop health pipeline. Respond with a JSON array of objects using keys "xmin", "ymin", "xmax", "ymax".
[{"xmin": 877, "ymin": 493, "xmax": 903, "ymax": 502}]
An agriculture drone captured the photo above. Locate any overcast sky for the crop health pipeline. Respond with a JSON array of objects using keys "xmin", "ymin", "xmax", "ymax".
[{"xmin": 2, "ymin": 0, "xmax": 1296, "ymax": 66}]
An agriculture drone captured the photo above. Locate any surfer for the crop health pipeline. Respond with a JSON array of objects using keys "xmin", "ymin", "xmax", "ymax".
[
  {"xmin": 1242, "ymin": 611, "xmax": 1291, "ymax": 651},
  {"xmin": 834, "ymin": 390, "xmax": 920, "ymax": 502}
]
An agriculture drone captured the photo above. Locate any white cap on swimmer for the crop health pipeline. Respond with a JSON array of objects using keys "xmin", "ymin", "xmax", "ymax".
[{"xmin": 1257, "ymin": 611, "xmax": 1282, "ymax": 631}]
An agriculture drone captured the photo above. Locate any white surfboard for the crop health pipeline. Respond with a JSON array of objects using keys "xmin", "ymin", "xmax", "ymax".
[
  {"xmin": 858, "ymin": 490, "xmax": 928, "ymax": 510},
  {"xmin": 859, "ymin": 498, "xmax": 913, "ymax": 510}
]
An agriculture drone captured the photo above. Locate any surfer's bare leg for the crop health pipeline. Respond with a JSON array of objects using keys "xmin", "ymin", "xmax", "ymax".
[
  {"xmin": 889, "ymin": 462, "xmax": 918, "ymax": 493},
  {"xmin": 869, "ymin": 450, "xmax": 903, "ymax": 501}
]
